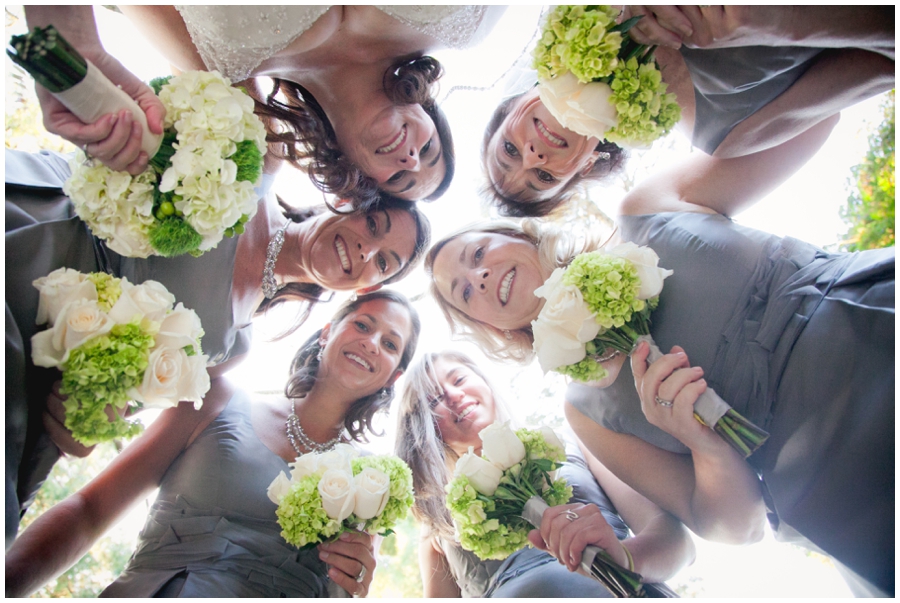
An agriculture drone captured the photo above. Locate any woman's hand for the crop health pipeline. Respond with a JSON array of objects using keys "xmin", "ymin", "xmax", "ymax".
[
  {"xmin": 631, "ymin": 342, "xmax": 722, "ymax": 455},
  {"xmin": 318, "ymin": 530, "xmax": 376, "ymax": 597},
  {"xmin": 527, "ymin": 503, "xmax": 629, "ymax": 574},
  {"xmin": 42, "ymin": 381, "xmax": 95, "ymax": 458},
  {"xmin": 621, "ymin": 6, "xmax": 694, "ymax": 49}
]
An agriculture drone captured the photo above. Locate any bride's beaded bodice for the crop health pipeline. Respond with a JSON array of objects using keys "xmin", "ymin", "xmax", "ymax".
[{"xmin": 175, "ymin": 5, "xmax": 496, "ymax": 82}]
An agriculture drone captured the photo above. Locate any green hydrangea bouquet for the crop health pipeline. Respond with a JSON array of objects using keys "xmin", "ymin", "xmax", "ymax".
[
  {"xmin": 532, "ymin": 5, "xmax": 681, "ymax": 148},
  {"xmin": 267, "ymin": 445, "xmax": 415, "ymax": 548},
  {"xmin": 9, "ymin": 25, "xmax": 266, "ymax": 258},
  {"xmin": 532, "ymin": 243, "xmax": 769, "ymax": 458}
]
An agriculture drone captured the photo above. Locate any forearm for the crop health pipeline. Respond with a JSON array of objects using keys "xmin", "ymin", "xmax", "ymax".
[
  {"xmin": 419, "ymin": 537, "xmax": 461, "ymax": 598},
  {"xmin": 623, "ymin": 510, "xmax": 694, "ymax": 583}
]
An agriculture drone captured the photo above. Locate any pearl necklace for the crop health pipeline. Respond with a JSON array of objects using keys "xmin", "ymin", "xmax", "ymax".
[
  {"xmin": 262, "ymin": 220, "xmax": 291, "ymax": 299},
  {"xmin": 285, "ymin": 399, "xmax": 343, "ymax": 455}
]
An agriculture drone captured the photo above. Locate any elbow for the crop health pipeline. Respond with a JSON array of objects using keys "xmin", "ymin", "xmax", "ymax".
[{"xmin": 692, "ymin": 512, "xmax": 766, "ymax": 545}]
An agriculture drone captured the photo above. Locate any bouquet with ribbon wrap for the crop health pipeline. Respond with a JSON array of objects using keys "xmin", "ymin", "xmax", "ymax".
[
  {"xmin": 31, "ymin": 267, "xmax": 209, "ymax": 445},
  {"xmin": 267, "ymin": 445, "xmax": 414, "ymax": 548},
  {"xmin": 532, "ymin": 243, "xmax": 769, "ymax": 458},
  {"xmin": 8, "ymin": 25, "xmax": 266, "ymax": 258},
  {"xmin": 532, "ymin": 5, "xmax": 680, "ymax": 149}
]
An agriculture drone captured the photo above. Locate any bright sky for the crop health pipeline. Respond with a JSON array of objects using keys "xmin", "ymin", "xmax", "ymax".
[{"xmin": 11, "ymin": 5, "xmax": 892, "ymax": 597}]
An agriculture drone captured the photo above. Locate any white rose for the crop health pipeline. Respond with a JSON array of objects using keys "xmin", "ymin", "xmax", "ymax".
[
  {"xmin": 176, "ymin": 352, "xmax": 211, "ymax": 409},
  {"xmin": 33, "ymin": 268, "xmax": 96, "ymax": 326},
  {"xmin": 538, "ymin": 73, "xmax": 618, "ymax": 142},
  {"xmin": 108, "ymin": 280, "xmax": 175, "ymax": 326},
  {"xmin": 290, "ymin": 453, "xmax": 321, "ymax": 481},
  {"xmin": 478, "ymin": 421, "xmax": 526, "ymax": 470},
  {"xmin": 353, "ymin": 467, "xmax": 391, "ymax": 520},
  {"xmin": 131, "ymin": 345, "xmax": 206, "ymax": 408},
  {"xmin": 155, "ymin": 303, "xmax": 204, "ymax": 350},
  {"xmin": 317, "ymin": 447, "xmax": 355, "ymax": 474},
  {"xmin": 532, "ymin": 268, "xmax": 601, "ymax": 373},
  {"xmin": 318, "ymin": 468, "xmax": 357, "ymax": 521},
  {"xmin": 538, "ymin": 426, "xmax": 567, "ymax": 458},
  {"xmin": 606, "ymin": 242, "xmax": 673, "ymax": 299},
  {"xmin": 32, "ymin": 299, "xmax": 115, "ymax": 367},
  {"xmin": 454, "ymin": 446, "xmax": 503, "ymax": 496},
  {"xmin": 267, "ymin": 471, "xmax": 293, "ymax": 504}
]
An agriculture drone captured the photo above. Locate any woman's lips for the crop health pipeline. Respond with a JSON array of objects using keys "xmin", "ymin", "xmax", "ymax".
[
  {"xmin": 376, "ymin": 125, "xmax": 407, "ymax": 154},
  {"xmin": 335, "ymin": 236, "xmax": 351, "ymax": 273},
  {"xmin": 534, "ymin": 118, "xmax": 567, "ymax": 148},
  {"xmin": 499, "ymin": 268, "xmax": 515, "ymax": 305}
]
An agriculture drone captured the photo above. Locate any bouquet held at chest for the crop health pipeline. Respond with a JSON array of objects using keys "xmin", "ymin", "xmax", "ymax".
[
  {"xmin": 8, "ymin": 25, "xmax": 267, "ymax": 259},
  {"xmin": 532, "ymin": 243, "xmax": 769, "ymax": 458},
  {"xmin": 533, "ymin": 5, "xmax": 681, "ymax": 149},
  {"xmin": 267, "ymin": 445, "xmax": 415, "ymax": 548},
  {"xmin": 447, "ymin": 421, "xmax": 647, "ymax": 596},
  {"xmin": 31, "ymin": 268, "xmax": 209, "ymax": 445}
]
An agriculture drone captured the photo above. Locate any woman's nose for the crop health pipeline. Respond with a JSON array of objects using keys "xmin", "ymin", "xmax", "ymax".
[
  {"xmin": 358, "ymin": 241, "xmax": 375, "ymax": 262},
  {"xmin": 522, "ymin": 144, "xmax": 545, "ymax": 169},
  {"xmin": 399, "ymin": 147, "xmax": 420, "ymax": 171},
  {"xmin": 470, "ymin": 267, "xmax": 491, "ymax": 292}
]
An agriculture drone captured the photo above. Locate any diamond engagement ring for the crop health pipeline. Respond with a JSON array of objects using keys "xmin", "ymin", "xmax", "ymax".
[
  {"xmin": 355, "ymin": 564, "xmax": 367, "ymax": 583},
  {"xmin": 564, "ymin": 509, "xmax": 579, "ymax": 522},
  {"xmin": 655, "ymin": 396, "xmax": 674, "ymax": 407}
]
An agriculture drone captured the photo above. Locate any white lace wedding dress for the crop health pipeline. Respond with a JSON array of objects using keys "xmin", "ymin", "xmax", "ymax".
[{"xmin": 175, "ymin": 5, "xmax": 504, "ymax": 81}]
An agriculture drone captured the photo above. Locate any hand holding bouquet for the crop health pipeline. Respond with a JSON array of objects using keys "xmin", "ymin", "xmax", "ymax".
[
  {"xmin": 267, "ymin": 445, "xmax": 415, "ymax": 548},
  {"xmin": 9, "ymin": 26, "xmax": 267, "ymax": 259},
  {"xmin": 532, "ymin": 5, "xmax": 681, "ymax": 148},
  {"xmin": 532, "ymin": 243, "xmax": 768, "ymax": 458},
  {"xmin": 31, "ymin": 268, "xmax": 209, "ymax": 445}
]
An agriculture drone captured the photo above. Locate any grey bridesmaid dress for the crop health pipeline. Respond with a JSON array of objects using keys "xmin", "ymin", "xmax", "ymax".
[{"xmin": 567, "ymin": 212, "xmax": 894, "ymax": 594}]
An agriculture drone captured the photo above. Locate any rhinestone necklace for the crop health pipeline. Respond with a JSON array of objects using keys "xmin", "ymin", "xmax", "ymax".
[
  {"xmin": 285, "ymin": 399, "xmax": 342, "ymax": 455},
  {"xmin": 262, "ymin": 220, "xmax": 291, "ymax": 299}
]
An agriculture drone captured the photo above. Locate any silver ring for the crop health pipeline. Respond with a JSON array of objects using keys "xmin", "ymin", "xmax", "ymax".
[
  {"xmin": 655, "ymin": 396, "xmax": 673, "ymax": 407},
  {"xmin": 355, "ymin": 564, "xmax": 367, "ymax": 583},
  {"xmin": 564, "ymin": 509, "xmax": 579, "ymax": 522}
]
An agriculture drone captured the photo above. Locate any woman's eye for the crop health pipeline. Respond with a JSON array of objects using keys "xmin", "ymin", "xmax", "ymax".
[
  {"xmin": 355, "ymin": 321, "xmax": 369, "ymax": 332},
  {"xmin": 383, "ymin": 339, "xmax": 398, "ymax": 352},
  {"xmin": 387, "ymin": 171, "xmax": 405, "ymax": 184},
  {"xmin": 473, "ymin": 247, "xmax": 484, "ymax": 262},
  {"xmin": 366, "ymin": 215, "xmax": 377, "ymax": 235},
  {"xmin": 421, "ymin": 139, "xmax": 433, "ymax": 156},
  {"xmin": 536, "ymin": 169, "xmax": 556, "ymax": 183},
  {"xmin": 377, "ymin": 254, "xmax": 388, "ymax": 273},
  {"xmin": 462, "ymin": 284, "xmax": 472, "ymax": 304},
  {"xmin": 428, "ymin": 392, "xmax": 444, "ymax": 408},
  {"xmin": 503, "ymin": 141, "xmax": 519, "ymax": 158},
  {"xmin": 454, "ymin": 377, "xmax": 465, "ymax": 386}
]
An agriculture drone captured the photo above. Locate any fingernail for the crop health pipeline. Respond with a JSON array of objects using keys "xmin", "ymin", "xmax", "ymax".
[
  {"xmin": 319, "ymin": 551, "xmax": 329, "ymax": 561},
  {"xmin": 340, "ymin": 532, "xmax": 354, "ymax": 541},
  {"xmin": 676, "ymin": 352, "xmax": 686, "ymax": 358},
  {"xmin": 694, "ymin": 366, "xmax": 704, "ymax": 373},
  {"xmin": 108, "ymin": 113, "xmax": 118, "ymax": 126}
]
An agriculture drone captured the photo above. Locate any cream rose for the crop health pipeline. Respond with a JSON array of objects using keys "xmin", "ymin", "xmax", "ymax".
[
  {"xmin": 33, "ymin": 268, "xmax": 97, "ymax": 326},
  {"xmin": 479, "ymin": 421, "xmax": 526, "ymax": 470},
  {"xmin": 290, "ymin": 453, "xmax": 321, "ymax": 482},
  {"xmin": 606, "ymin": 242, "xmax": 673, "ymax": 299},
  {"xmin": 353, "ymin": 467, "xmax": 391, "ymax": 520},
  {"xmin": 108, "ymin": 280, "xmax": 175, "ymax": 326},
  {"xmin": 538, "ymin": 72, "xmax": 618, "ymax": 142},
  {"xmin": 538, "ymin": 426, "xmax": 566, "ymax": 457},
  {"xmin": 316, "ymin": 445, "xmax": 357, "ymax": 474},
  {"xmin": 131, "ymin": 346, "xmax": 208, "ymax": 408},
  {"xmin": 454, "ymin": 446, "xmax": 503, "ymax": 496},
  {"xmin": 532, "ymin": 268, "xmax": 601, "ymax": 373},
  {"xmin": 267, "ymin": 471, "xmax": 293, "ymax": 505},
  {"xmin": 155, "ymin": 303, "xmax": 204, "ymax": 350},
  {"xmin": 318, "ymin": 468, "xmax": 357, "ymax": 521},
  {"xmin": 32, "ymin": 299, "xmax": 115, "ymax": 367}
]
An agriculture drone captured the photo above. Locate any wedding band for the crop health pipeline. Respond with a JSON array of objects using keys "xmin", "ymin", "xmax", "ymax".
[
  {"xmin": 655, "ymin": 396, "xmax": 673, "ymax": 407},
  {"xmin": 355, "ymin": 564, "xmax": 367, "ymax": 583},
  {"xmin": 564, "ymin": 509, "xmax": 579, "ymax": 522}
]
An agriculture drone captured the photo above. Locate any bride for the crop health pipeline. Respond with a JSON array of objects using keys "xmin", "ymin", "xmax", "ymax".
[{"xmin": 23, "ymin": 5, "xmax": 506, "ymax": 205}]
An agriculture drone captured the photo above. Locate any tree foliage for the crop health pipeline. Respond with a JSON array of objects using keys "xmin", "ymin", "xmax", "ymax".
[{"xmin": 841, "ymin": 91, "xmax": 895, "ymax": 251}]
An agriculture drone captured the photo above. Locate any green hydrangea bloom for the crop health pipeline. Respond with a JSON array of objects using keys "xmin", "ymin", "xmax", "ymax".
[
  {"xmin": 605, "ymin": 58, "xmax": 682, "ymax": 148},
  {"xmin": 533, "ymin": 5, "xmax": 621, "ymax": 82},
  {"xmin": 277, "ymin": 474, "xmax": 343, "ymax": 548},
  {"xmin": 350, "ymin": 455, "xmax": 415, "ymax": 534},
  {"xmin": 86, "ymin": 272, "xmax": 122, "ymax": 312},
  {"xmin": 60, "ymin": 322, "xmax": 154, "ymax": 445},
  {"xmin": 516, "ymin": 428, "xmax": 566, "ymax": 464},
  {"xmin": 558, "ymin": 356, "xmax": 609, "ymax": 382},
  {"xmin": 563, "ymin": 251, "xmax": 644, "ymax": 328}
]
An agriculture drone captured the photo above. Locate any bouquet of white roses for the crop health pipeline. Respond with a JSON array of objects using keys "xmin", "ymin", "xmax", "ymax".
[
  {"xmin": 31, "ymin": 267, "xmax": 209, "ymax": 445},
  {"xmin": 267, "ymin": 444, "xmax": 415, "ymax": 548},
  {"xmin": 532, "ymin": 5, "xmax": 680, "ymax": 149},
  {"xmin": 532, "ymin": 243, "xmax": 768, "ymax": 458},
  {"xmin": 9, "ymin": 26, "xmax": 266, "ymax": 258}
]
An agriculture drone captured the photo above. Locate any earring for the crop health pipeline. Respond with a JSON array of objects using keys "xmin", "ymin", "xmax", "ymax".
[
  {"xmin": 317, "ymin": 341, "xmax": 325, "ymax": 362},
  {"xmin": 598, "ymin": 151, "xmax": 611, "ymax": 161},
  {"xmin": 504, "ymin": 330, "xmax": 513, "ymax": 341}
]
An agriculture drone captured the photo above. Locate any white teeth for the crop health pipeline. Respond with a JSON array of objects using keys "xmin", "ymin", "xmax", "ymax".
[
  {"xmin": 499, "ymin": 269, "xmax": 515, "ymax": 304},
  {"xmin": 345, "ymin": 353, "xmax": 372, "ymax": 371},
  {"xmin": 376, "ymin": 125, "xmax": 407, "ymax": 154},
  {"xmin": 335, "ymin": 238, "xmax": 351, "ymax": 272},
  {"xmin": 536, "ymin": 119, "xmax": 566, "ymax": 147},
  {"xmin": 456, "ymin": 406, "xmax": 474, "ymax": 422}
]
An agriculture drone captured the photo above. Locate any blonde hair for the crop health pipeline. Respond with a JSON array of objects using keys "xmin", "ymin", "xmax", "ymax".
[
  {"xmin": 394, "ymin": 350, "xmax": 511, "ymax": 539},
  {"xmin": 424, "ymin": 220, "xmax": 609, "ymax": 363}
]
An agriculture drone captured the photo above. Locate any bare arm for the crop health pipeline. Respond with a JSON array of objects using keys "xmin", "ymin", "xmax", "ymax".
[
  {"xmin": 419, "ymin": 533, "xmax": 461, "ymax": 598},
  {"xmin": 5, "ymin": 378, "xmax": 233, "ymax": 597},
  {"xmin": 579, "ymin": 441, "xmax": 695, "ymax": 583},
  {"xmin": 619, "ymin": 111, "xmax": 840, "ymax": 218}
]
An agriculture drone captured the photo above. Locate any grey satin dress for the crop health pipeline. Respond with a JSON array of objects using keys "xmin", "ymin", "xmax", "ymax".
[
  {"xmin": 100, "ymin": 391, "xmax": 333, "ymax": 597},
  {"xmin": 6, "ymin": 149, "xmax": 256, "ymax": 547},
  {"xmin": 567, "ymin": 212, "xmax": 894, "ymax": 594}
]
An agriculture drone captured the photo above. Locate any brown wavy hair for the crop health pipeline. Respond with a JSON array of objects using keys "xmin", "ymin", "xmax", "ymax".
[{"xmin": 254, "ymin": 56, "xmax": 455, "ymax": 211}]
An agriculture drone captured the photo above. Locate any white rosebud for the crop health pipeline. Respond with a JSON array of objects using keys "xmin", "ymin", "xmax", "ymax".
[
  {"xmin": 532, "ymin": 268, "xmax": 601, "ymax": 373},
  {"xmin": 479, "ymin": 421, "xmax": 526, "ymax": 470},
  {"xmin": 454, "ymin": 446, "xmax": 503, "ymax": 496},
  {"xmin": 353, "ymin": 467, "xmax": 391, "ymax": 520},
  {"xmin": 538, "ymin": 73, "xmax": 618, "ymax": 142},
  {"xmin": 108, "ymin": 280, "xmax": 175, "ymax": 326},
  {"xmin": 33, "ymin": 268, "xmax": 96, "ymax": 326},
  {"xmin": 131, "ymin": 346, "xmax": 207, "ymax": 408},
  {"xmin": 290, "ymin": 453, "xmax": 321, "ymax": 481},
  {"xmin": 156, "ymin": 303, "xmax": 204, "ymax": 350},
  {"xmin": 32, "ymin": 299, "xmax": 115, "ymax": 367},
  {"xmin": 538, "ymin": 426, "xmax": 567, "ymax": 458},
  {"xmin": 606, "ymin": 242, "xmax": 673, "ymax": 299},
  {"xmin": 317, "ymin": 447, "xmax": 355, "ymax": 474},
  {"xmin": 318, "ymin": 468, "xmax": 357, "ymax": 521},
  {"xmin": 267, "ymin": 471, "xmax": 293, "ymax": 504}
]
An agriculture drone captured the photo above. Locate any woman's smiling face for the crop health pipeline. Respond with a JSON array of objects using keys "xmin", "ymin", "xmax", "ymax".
[
  {"xmin": 305, "ymin": 208, "xmax": 417, "ymax": 291},
  {"xmin": 431, "ymin": 232, "xmax": 549, "ymax": 331},
  {"xmin": 429, "ymin": 357, "xmax": 497, "ymax": 455}
]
